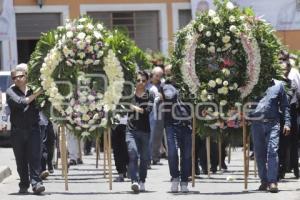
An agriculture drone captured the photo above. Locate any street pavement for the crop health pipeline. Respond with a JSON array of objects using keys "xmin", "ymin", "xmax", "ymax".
[{"xmin": 0, "ymin": 147, "xmax": 300, "ymax": 200}]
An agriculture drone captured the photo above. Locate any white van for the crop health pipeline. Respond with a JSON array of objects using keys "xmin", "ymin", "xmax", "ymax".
[{"xmin": 0, "ymin": 71, "xmax": 12, "ymax": 146}]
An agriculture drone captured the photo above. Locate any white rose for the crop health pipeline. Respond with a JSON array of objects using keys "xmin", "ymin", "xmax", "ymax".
[
  {"xmin": 226, "ymin": 2, "xmax": 235, "ymax": 10},
  {"xmin": 79, "ymin": 96, "xmax": 87, "ymax": 103},
  {"xmin": 201, "ymin": 89, "xmax": 208, "ymax": 95},
  {"xmin": 207, "ymin": 95, "xmax": 213, "ymax": 101},
  {"xmin": 199, "ymin": 44, "xmax": 206, "ymax": 49},
  {"xmin": 233, "ymin": 83, "xmax": 238, "ymax": 89},
  {"xmin": 229, "ymin": 15, "xmax": 236, "ymax": 22},
  {"xmin": 198, "ymin": 24, "xmax": 205, "ymax": 32},
  {"xmin": 82, "ymin": 131, "xmax": 90, "ymax": 137},
  {"xmin": 216, "ymin": 32, "xmax": 221, "ymax": 37},
  {"xmin": 77, "ymin": 32, "xmax": 86, "ymax": 40},
  {"xmin": 93, "ymin": 60, "xmax": 100, "ymax": 65},
  {"xmin": 206, "ymin": 31, "xmax": 212, "ymax": 37},
  {"xmin": 208, "ymin": 10, "xmax": 216, "ymax": 17},
  {"xmin": 240, "ymin": 16, "xmax": 245, "ymax": 21},
  {"xmin": 216, "ymin": 78, "xmax": 222, "ymax": 85},
  {"xmin": 82, "ymin": 114, "xmax": 90, "ymax": 121},
  {"xmin": 77, "ymin": 25, "xmax": 84, "ymax": 30},
  {"xmin": 222, "ymin": 35, "xmax": 231, "ymax": 43},
  {"xmin": 220, "ymin": 100, "xmax": 227, "ymax": 106},
  {"xmin": 223, "ymin": 81, "xmax": 229, "ymax": 86},
  {"xmin": 97, "ymin": 23, "xmax": 103, "ymax": 30},
  {"xmin": 77, "ymin": 41, "xmax": 86, "ymax": 49},
  {"xmin": 229, "ymin": 25, "xmax": 237, "ymax": 33},
  {"xmin": 213, "ymin": 17, "xmax": 221, "ymax": 24},
  {"xmin": 222, "ymin": 87, "xmax": 229, "ymax": 94},
  {"xmin": 94, "ymin": 31, "xmax": 102, "ymax": 39},
  {"xmin": 78, "ymin": 52, "xmax": 86, "ymax": 59},
  {"xmin": 87, "ymin": 23, "xmax": 94, "ymax": 30},
  {"xmin": 222, "ymin": 68, "xmax": 230, "ymax": 76},
  {"xmin": 97, "ymin": 51, "xmax": 104, "ymax": 58},
  {"xmin": 88, "ymin": 95, "xmax": 95, "ymax": 101},
  {"xmin": 208, "ymin": 46, "xmax": 215, "ymax": 53},
  {"xmin": 200, "ymin": 95, "xmax": 208, "ymax": 102},
  {"xmin": 79, "ymin": 18, "xmax": 87, "ymax": 23},
  {"xmin": 66, "ymin": 31, "xmax": 74, "ymax": 38}
]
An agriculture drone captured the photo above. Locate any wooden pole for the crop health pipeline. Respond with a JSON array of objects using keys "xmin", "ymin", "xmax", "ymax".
[
  {"xmin": 78, "ymin": 137, "xmax": 82, "ymax": 161},
  {"xmin": 96, "ymin": 135, "xmax": 100, "ymax": 168},
  {"xmin": 242, "ymin": 116, "xmax": 248, "ymax": 190},
  {"xmin": 246, "ymin": 132, "xmax": 251, "ymax": 179},
  {"xmin": 60, "ymin": 125, "xmax": 69, "ymax": 191},
  {"xmin": 107, "ymin": 128, "xmax": 113, "ymax": 190},
  {"xmin": 103, "ymin": 130, "xmax": 107, "ymax": 178},
  {"xmin": 206, "ymin": 136, "xmax": 211, "ymax": 178},
  {"xmin": 192, "ymin": 114, "xmax": 196, "ymax": 187},
  {"xmin": 228, "ymin": 143, "xmax": 231, "ymax": 164},
  {"xmin": 218, "ymin": 131, "xmax": 222, "ymax": 171}
]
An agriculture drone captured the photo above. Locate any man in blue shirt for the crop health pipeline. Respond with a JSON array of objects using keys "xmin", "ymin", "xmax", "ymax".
[{"xmin": 250, "ymin": 79, "xmax": 291, "ymax": 193}]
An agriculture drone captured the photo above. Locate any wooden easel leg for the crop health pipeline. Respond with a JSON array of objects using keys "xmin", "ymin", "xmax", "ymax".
[
  {"xmin": 60, "ymin": 126, "xmax": 69, "ymax": 191},
  {"xmin": 243, "ymin": 117, "xmax": 248, "ymax": 191},
  {"xmin": 192, "ymin": 115, "xmax": 196, "ymax": 187},
  {"xmin": 96, "ymin": 135, "xmax": 100, "ymax": 169},
  {"xmin": 107, "ymin": 128, "xmax": 113, "ymax": 190},
  {"xmin": 103, "ymin": 131, "xmax": 107, "ymax": 178},
  {"xmin": 206, "ymin": 136, "xmax": 211, "ymax": 178}
]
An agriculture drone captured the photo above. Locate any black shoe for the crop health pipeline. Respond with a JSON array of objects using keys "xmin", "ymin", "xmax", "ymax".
[
  {"xmin": 211, "ymin": 167, "xmax": 217, "ymax": 174},
  {"xmin": 258, "ymin": 183, "xmax": 268, "ymax": 191},
  {"xmin": 77, "ymin": 158, "xmax": 83, "ymax": 165},
  {"xmin": 152, "ymin": 161, "xmax": 163, "ymax": 165},
  {"xmin": 113, "ymin": 176, "xmax": 125, "ymax": 182},
  {"xmin": 221, "ymin": 162, "xmax": 228, "ymax": 170},
  {"xmin": 195, "ymin": 167, "xmax": 201, "ymax": 176},
  {"xmin": 68, "ymin": 159, "xmax": 77, "ymax": 166},
  {"xmin": 32, "ymin": 183, "xmax": 45, "ymax": 195},
  {"xmin": 18, "ymin": 188, "xmax": 29, "ymax": 194},
  {"xmin": 269, "ymin": 183, "xmax": 278, "ymax": 193}
]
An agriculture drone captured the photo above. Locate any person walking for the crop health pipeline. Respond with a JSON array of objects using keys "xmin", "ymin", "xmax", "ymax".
[
  {"xmin": 161, "ymin": 65, "xmax": 192, "ymax": 193},
  {"xmin": 126, "ymin": 70, "xmax": 152, "ymax": 193},
  {"xmin": 250, "ymin": 79, "xmax": 291, "ymax": 193},
  {"xmin": 6, "ymin": 66, "xmax": 45, "ymax": 194}
]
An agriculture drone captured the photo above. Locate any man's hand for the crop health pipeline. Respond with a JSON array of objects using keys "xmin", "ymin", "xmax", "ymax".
[{"xmin": 283, "ymin": 125, "xmax": 291, "ymax": 136}]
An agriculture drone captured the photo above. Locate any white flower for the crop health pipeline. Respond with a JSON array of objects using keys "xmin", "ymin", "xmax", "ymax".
[
  {"xmin": 222, "ymin": 68, "xmax": 230, "ymax": 76},
  {"xmin": 97, "ymin": 23, "xmax": 103, "ymax": 30},
  {"xmin": 217, "ymin": 48, "xmax": 222, "ymax": 52},
  {"xmin": 93, "ymin": 60, "xmax": 100, "ymax": 65},
  {"xmin": 66, "ymin": 31, "xmax": 74, "ymax": 38},
  {"xmin": 198, "ymin": 24, "xmax": 205, "ymax": 32},
  {"xmin": 208, "ymin": 10, "xmax": 216, "ymax": 17},
  {"xmin": 205, "ymin": 31, "xmax": 212, "ymax": 37},
  {"xmin": 229, "ymin": 15, "xmax": 236, "ymax": 22},
  {"xmin": 229, "ymin": 25, "xmax": 237, "ymax": 33},
  {"xmin": 235, "ymin": 102, "xmax": 242, "ymax": 107},
  {"xmin": 82, "ymin": 114, "xmax": 90, "ymax": 121},
  {"xmin": 213, "ymin": 17, "xmax": 221, "ymax": 24},
  {"xmin": 223, "ymin": 81, "xmax": 229, "ymax": 86},
  {"xmin": 222, "ymin": 35, "xmax": 231, "ymax": 43},
  {"xmin": 229, "ymin": 86, "xmax": 234, "ymax": 90},
  {"xmin": 85, "ymin": 36, "xmax": 92, "ymax": 44},
  {"xmin": 222, "ymin": 87, "xmax": 229, "ymax": 94},
  {"xmin": 94, "ymin": 31, "xmax": 102, "ymax": 39},
  {"xmin": 77, "ymin": 25, "xmax": 84, "ymax": 30},
  {"xmin": 233, "ymin": 83, "xmax": 238, "ymax": 89},
  {"xmin": 226, "ymin": 1, "xmax": 235, "ymax": 10},
  {"xmin": 216, "ymin": 32, "xmax": 221, "ymax": 37},
  {"xmin": 88, "ymin": 95, "xmax": 95, "ymax": 101},
  {"xmin": 208, "ymin": 46, "xmax": 215, "ymax": 53},
  {"xmin": 77, "ymin": 41, "xmax": 86, "ymax": 50},
  {"xmin": 223, "ymin": 43, "xmax": 232, "ymax": 51},
  {"xmin": 87, "ymin": 23, "xmax": 94, "ymax": 30},
  {"xmin": 199, "ymin": 44, "xmax": 206, "ymax": 49},
  {"xmin": 65, "ymin": 23, "xmax": 72, "ymax": 30},
  {"xmin": 232, "ymin": 49, "xmax": 238, "ymax": 54},
  {"xmin": 97, "ymin": 51, "xmax": 104, "ymax": 58},
  {"xmin": 78, "ymin": 52, "xmax": 86, "ymax": 59},
  {"xmin": 216, "ymin": 78, "xmax": 222, "ymax": 85},
  {"xmin": 77, "ymin": 32, "xmax": 86, "ymax": 40},
  {"xmin": 79, "ymin": 95, "xmax": 87, "ymax": 103},
  {"xmin": 201, "ymin": 89, "xmax": 208, "ymax": 95},
  {"xmin": 200, "ymin": 94, "xmax": 208, "ymax": 102},
  {"xmin": 240, "ymin": 16, "xmax": 245, "ymax": 21},
  {"xmin": 208, "ymin": 80, "xmax": 216, "ymax": 88},
  {"xmin": 220, "ymin": 100, "xmax": 227, "ymax": 106}
]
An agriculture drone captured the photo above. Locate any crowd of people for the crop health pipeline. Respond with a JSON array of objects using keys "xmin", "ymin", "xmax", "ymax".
[{"xmin": 2, "ymin": 50, "xmax": 300, "ymax": 195}]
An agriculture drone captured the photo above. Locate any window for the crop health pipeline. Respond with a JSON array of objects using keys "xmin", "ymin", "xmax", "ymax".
[
  {"xmin": 16, "ymin": 13, "xmax": 61, "ymax": 63},
  {"xmin": 87, "ymin": 11, "xmax": 160, "ymax": 51},
  {"xmin": 179, "ymin": 9, "xmax": 192, "ymax": 29}
]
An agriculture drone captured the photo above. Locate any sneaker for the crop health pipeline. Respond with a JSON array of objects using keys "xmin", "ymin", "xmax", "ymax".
[
  {"xmin": 269, "ymin": 183, "xmax": 278, "ymax": 193},
  {"xmin": 68, "ymin": 159, "xmax": 77, "ymax": 166},
  {"xmin": 77, "ymin": 158, "xmax": 83, "ymax": 165},
  {"xmin": 152, "ymin": 161, "xmax": 163, "ymax": 165},
  {"xmin": 171, "ymin": 178, "xmax": 179, "ymax": 193},
  {"xmin": 131, "ymin": 182, "xmax": 140, "ymax": 193},
  {"xmin": 114, "ymin": 175, "xmax": 124, "ymax": 182},
  {"xmin": 40, "ymin": 170, "xmax": 50, "ymax": 180},
  {"xmin": 32, "ymin": 183, "xmax": 45, "ymax": 195},
  {"xmin": 139, "ymin": 182, "xmax": 145, "ymax": 192},
  {"xmin": 258, "ymin": 183, "xmax": 269, "ymax": 191},
  {"xmin": 180, "ymin": 183, "xmax": 189, "ymax": 193},
  {"xmin": 49, "ymin": 169, "xmax": 54, "ymax": 174},
  {"xmin": 18, "ymin": 188, "xmax": 29, "ymax": 194}
]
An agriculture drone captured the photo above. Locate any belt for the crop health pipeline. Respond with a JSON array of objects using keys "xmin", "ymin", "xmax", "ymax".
[{"xmin": 252, "ymin": 118, "xmax": 277, "ymax": 123}]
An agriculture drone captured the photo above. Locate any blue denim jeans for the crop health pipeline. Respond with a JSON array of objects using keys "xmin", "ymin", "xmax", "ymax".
[
  {"xmin": 149, "ymin": 111, "xmax": 164, "ymax": 162},
  {"xmin": 251, "ymin": 121, "xmax": 280, "ymax": 184},
  {"xmin": 126, "ymin": 129, "xmax": 150, "ymax": 183},
  {"xmin": 165, "ymin": 123, "xmax": 192, "ymax": 183}
]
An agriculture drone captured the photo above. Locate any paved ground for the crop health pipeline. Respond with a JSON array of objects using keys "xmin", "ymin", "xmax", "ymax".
[{"xmin": 0, "ymin": 147, "xmax": 300, "ymax": 200}]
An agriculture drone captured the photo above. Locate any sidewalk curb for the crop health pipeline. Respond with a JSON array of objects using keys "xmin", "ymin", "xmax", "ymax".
[{"xmin": 0, "ymin": 166, "xmax": 12, "ymax": 183}]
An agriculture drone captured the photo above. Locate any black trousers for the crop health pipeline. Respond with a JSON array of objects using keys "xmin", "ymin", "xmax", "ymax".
[
  {"xmin": 11, "ymin": 126, "xmax": 42, "ymax": 189},
  {"xmin": 199, "ymin": 137, "xmax": 219, "ymax": 171},
  {"xmin": 279, "ymin": 104, "xmax": 299, "ymax": 175},
  {"xmin": 41, "ymin": 122, "xmax": 55, "ymax": 171},
  {"xmin": 111, "ymin": 124, "xmax": 129, "ymax": 175}
]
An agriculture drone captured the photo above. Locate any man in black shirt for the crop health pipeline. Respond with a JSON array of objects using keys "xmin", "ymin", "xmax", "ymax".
[
  {"xmin": 6, "ymin": 67, "xmax": 45, "ymax": 194},
  {"xmin": 126, "ymin": 70, "xmax": 152, "ymax": 193}
]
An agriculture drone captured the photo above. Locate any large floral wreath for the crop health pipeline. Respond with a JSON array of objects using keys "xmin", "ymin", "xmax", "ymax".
[
  {"xmin": 28, "ymin": 17, "xmax": 150, "ymax": 136},
  {"xmin": 172, "ymin": 0, "xmax": 283, "ymax": 122}
]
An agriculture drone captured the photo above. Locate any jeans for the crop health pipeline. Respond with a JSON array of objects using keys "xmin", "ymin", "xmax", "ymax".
[
  {"xmin": 11, "ymin": 126, "xmax": 42, "ymax": 189},
  {"xmin": 149, "ymin": 111, "xmax": 164, "ymax": 162},
  {"xmin": 41, "ymin": 122, "xmax": 55, "ymax": 171},
  {"xmin": 251, "ymin": 121, "xmax": 280, "ymax": 184},
  {"xmin": 112, "ymin": 124, "xmax": 128, "ymax": 175},
  {"xmin": 165, "ymin": 123, "xmax": 192, "ymax": 183},
  {"xmin": 126, "ymin": 129, "xmax": 150, "ymax": 183}
]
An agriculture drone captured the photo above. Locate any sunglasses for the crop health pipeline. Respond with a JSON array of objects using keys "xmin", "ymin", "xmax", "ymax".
[
  {"xmin": 12, "ymin": 75, "xmax": 25, "ymax": 80},
  {"xmin": 137, "ymin": 79, "xmax": 147, "ymax": 83}
]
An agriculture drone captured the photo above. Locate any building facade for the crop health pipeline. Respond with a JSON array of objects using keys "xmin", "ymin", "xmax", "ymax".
[{"xmin": 0, "ymin": 0, "xmax": 299, "ymax": 71}]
